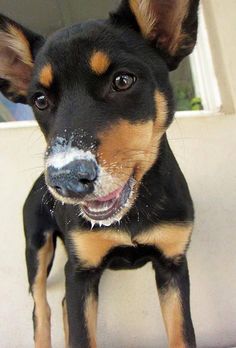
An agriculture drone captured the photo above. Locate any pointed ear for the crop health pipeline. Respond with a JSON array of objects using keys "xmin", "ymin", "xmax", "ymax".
[
  {"xmin": 0, "ymin": 14, "xmax": 44, "ymax": 103},
  {"xmin": 111, "ymin": 0, "xmax": 200, "ymax": 70}
]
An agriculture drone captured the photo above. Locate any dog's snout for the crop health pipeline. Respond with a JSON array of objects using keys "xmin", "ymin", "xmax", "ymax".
[{"xmin": 47, "ymin": 159, "xmax": 98, "ymax": 199}]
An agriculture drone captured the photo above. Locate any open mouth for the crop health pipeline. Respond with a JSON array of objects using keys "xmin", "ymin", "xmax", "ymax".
[{"xmin": 81, "ymin": 177, "xmax": 135, "ymax": 225}]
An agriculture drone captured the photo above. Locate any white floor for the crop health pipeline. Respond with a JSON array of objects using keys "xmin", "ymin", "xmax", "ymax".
[{"xmin": 1, "ymin": 116, "xmax": 236, "ymax": 347}]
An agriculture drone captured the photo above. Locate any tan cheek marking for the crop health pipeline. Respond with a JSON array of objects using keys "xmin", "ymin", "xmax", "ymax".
[
  {"xmin": 89, "ymin": 51, "xmax": 111, "ymax": 75},
  {"xmin": 85, "ymin": 293, "xmax": 98, "ymax": 348},
  {"xmin": 159, "ymin": 288, "xmax": 186, "ymax": 348},
  {"xmin": 97, "ymin": 91, "xmax": 167, "ymax": 184},
  {"xmin": 134, "ymin": 223, "xmax": 192, "ymax": 258},
  {"xmin": 134, "ymin": 90, "xmax": 168, "ymax": 182},
  {"xmin": 39, "ymin": 63, "xmax": 53, "ymax": 88},
  {"xmin": 98, "ymin": 119, "xmax": 153, "ymax": 179},
  {"xmin": 154, "ymin": 90, "xmax": 168, "ymax": 131},
  {"xmin": 70, "ymin": 230, "xmax": 133, "ymax": 268},
  {"xmin": 32, "ymin": 233, "xmax": 54, "ymax": 348}
]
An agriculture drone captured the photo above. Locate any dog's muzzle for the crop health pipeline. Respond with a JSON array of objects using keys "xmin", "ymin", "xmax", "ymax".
[{"xmin": 45, "ymin": 148, "xmax": 136, "ymax": 226}]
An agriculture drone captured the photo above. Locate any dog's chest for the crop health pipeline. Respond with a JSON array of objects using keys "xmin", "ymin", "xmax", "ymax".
[{"xmin": 68, "ymin": 223, "xmax": 192, "ymax": 268}]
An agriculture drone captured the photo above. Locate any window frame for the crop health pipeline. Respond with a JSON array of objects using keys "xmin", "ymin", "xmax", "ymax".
[{"xmin": 176, "ymin": 5, "xmax": 222, "ymax": 118}]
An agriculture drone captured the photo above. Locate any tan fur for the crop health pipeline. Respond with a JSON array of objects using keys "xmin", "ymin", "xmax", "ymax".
[
  {"xmin": 71, "ymin": 220, "xmax": 191, "ymax": 268},
  {"xmin": 85, "ymin": 293, "xmax": 98, "ymax": 348},
  {"xmin": 62, "ymin": 298, "xmax": 69, "ymax": 348},
  {"xmin": 155, "ymin": 0, "xmax": 189, "ymax": 56},
  {"xmin": 98, "ymin": 119, "xmax": 153, "ymax": 181},
  {"xmin": 90, "ymin": 51, "xmax": 111, "ymax": 75},
  {"xmin": 32, "ymin": 233, "xmax": 54, "ymax": 348},
  {"xmin": 129, "ymin": 0, "xmax": 190, "ymax": 55},
  {"xmin": 129, "ymin": 0, "xmax": 156, "ymax": 38},
  {"xmin": 6, "ymin": 24, "xmax": 33, "ymax": 66},
  {"xmin": 97, "ymin": 90, "xmax": 168, "ymax": 186},
  {"xmin": 159, "ymin": 288, "xmax": 186, "ymax": 348},
  {"xmin": 154, "ymin": 90, "xmax": 168, "ymax": 131},
  {"xmin": 134, "ymin": 90, "xmax": 168, "ymax": 182},
  {"xmin": 70, "ymin": 230, "xmax": 133, "ymax": 268},
  {"xmin": 0, "ymin": 24, "xmax": 33, "ymax": 95},
  {"xmin": 6, "ymin": 84, "xmax": 27, "ymax": 96},
  {"xmin": 39, "ymin": 63, "xmax": 53, "ymax": 88},
  {"xmin": 134, "ymin": 223, "xmax": 192, "ymax": 258}
]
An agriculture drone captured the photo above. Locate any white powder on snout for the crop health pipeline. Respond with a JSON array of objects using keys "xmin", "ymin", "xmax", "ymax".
[{"xmin": 46, "ymin": 148, "xmax": 97, "ymax": 169}]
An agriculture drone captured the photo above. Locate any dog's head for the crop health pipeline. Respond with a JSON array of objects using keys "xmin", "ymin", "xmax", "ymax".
[{"xmin": 0, "ymin": 0, "xmax": 199, "ymax": 226}]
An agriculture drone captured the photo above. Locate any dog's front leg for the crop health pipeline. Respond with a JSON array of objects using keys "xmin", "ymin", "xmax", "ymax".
[
  {"xmin": 65, "ymin": 261, "xmax": 101, "ymax": 348},
  {"xmin": 153, "ymin": 255, "xmax": 196, "ymax": 348},
  {"xmin": 25, "ymin": 230, "xmax": 55, "ymax": 348}
]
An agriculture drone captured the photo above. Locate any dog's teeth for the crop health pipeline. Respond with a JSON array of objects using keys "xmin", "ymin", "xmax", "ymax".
[
  {"xmin": 90, "ymin": 221, "xmax": 95, "ymax": 229},
  {"xmin": 86, "ymin": 199, "xmax": 116, "ymax": 214}
]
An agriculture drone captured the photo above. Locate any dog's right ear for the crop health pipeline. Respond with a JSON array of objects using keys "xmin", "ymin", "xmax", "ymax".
[
  {"xmin": 0, "ymin": 14, "xmax": 44, "ymax": 103},
  {"xmin": 111, "ymin": 0, "xmax": 199, "ymax": 71}
]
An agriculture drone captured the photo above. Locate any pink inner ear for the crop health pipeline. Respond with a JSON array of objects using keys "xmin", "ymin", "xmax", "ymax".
[{"xmin": 0, "ymin": 42, "xmax": 32, "ymax": 95}]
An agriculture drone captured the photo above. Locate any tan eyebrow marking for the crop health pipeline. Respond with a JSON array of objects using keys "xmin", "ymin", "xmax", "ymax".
[
  {"xmin": 39, "ymin": 63, "xmax": 53, "ymax": 88},
  {"xmin": 89, "ymin": 51, "xmax": 111, "ymax": 75}
]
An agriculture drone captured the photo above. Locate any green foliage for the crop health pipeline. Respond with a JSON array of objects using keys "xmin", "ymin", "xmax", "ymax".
[
  {"xmin": 173, "ymin": 85, "xmax": 203, "ymax": 111},
  {"xmin": 191, "ymin": 97, "xmax": 203, "ymax": 110}
]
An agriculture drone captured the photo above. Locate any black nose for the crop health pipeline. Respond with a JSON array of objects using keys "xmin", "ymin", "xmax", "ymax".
[{"xmin": 47, "ymin": 159, "xmax": 98, "ymax": 199}]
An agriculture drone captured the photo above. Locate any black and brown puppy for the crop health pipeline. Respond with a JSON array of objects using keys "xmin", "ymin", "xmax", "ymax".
[{"xmin": 0, "ymin": 1, "xmax": 199, "ymax": 347}]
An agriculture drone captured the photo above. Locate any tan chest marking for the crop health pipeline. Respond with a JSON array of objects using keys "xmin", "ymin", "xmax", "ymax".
[
  {"xmin": 70, "ymin": 222, "xmax": 192, "ymax": 268},
  {"xmin": 70, "ymin": 230, "xmax": 133, "ymax": 268},
  {"xmin": 134, "ymin": 223, "xmax": 193, "ymax": 258}
]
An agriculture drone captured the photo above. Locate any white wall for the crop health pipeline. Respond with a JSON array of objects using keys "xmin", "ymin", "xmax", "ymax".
[
  {"xmin": 1, "ymin": 114, "xmax": 236, "ymax": 348},
  {"xmin": 202, "ymin": 0, "xmax": 236, "ymax": 113}
]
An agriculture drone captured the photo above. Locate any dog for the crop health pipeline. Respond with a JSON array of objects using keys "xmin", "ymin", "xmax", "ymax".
[{"xmin": 0, "ymin": 1, "xmax": 199, "ymax": 347}]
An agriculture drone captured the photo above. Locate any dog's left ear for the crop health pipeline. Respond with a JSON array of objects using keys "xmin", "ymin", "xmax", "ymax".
[
  {"xmin": 0, "ymin": 14, "xmax": 44, "ymax": 103},
  {"xmin": 111, "ymin": 0, "xmax": 200, "ymax": 70}
]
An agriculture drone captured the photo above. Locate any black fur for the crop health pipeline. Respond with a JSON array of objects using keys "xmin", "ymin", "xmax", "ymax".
[{"xmin": 0, "ymin": 1, "xmax": 200, "ymax": 347}]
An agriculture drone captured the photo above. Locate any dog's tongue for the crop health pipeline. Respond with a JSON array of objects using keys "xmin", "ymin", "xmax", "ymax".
[
  {"xmin": 83, "ymin": 186, "xmax": 123, "ymax": 212},
  {"xmin": 95, "ymin": 186, "xmax": 123, "ymax": 202}
]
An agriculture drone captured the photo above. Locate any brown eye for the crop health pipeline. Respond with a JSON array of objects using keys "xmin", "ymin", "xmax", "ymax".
[
  {"xmin": 33, "ymin": 93, "xmax": 49, "ymax": 110},
  {"xmin": 113, "ymin": 73, "xmax": 136, "ymax": 91}
]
